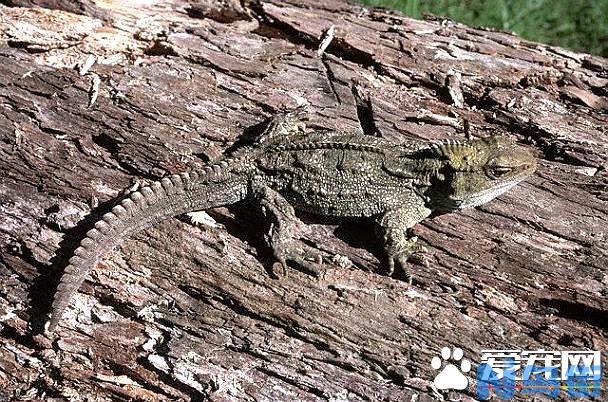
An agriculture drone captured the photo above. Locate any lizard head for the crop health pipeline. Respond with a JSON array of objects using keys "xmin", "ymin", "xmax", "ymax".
[{"xmin": 428, "ymin": 136, "xmax": 536, "ymax": 210}]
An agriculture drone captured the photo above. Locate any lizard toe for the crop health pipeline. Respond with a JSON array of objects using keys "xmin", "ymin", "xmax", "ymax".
[
  {"xmin": 288, "ymin": 254, "xmax": 324, "ymax": 277},
  {"xmin": 270, "ymin": 240, "xmax": 323, "ymax": 277},
  {"xmin": 409, "ymin": 249, "xmax": 430, "ymax": 268},
  {"xmin": 390, "ymin": 253, "xmax": 414, "ymax": 283}
]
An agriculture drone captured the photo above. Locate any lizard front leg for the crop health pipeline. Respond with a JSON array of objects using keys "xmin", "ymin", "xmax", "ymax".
[
  {"xmin": 376, "ymin": 196, "xmax": 431, "ymax": 282},
  {"xmin": 253, "ymin": 185, "xmax": 322, "ymax": 276}
]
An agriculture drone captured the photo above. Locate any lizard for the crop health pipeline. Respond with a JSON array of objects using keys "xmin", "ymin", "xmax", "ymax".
[{"xmin": 45, "ymin": 112, "xmax": 537, "ymax": 331}]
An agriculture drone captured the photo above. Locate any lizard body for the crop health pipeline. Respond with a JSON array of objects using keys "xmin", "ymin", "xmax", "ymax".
[{"xmin": 46, "ymin": 113, "xmax": 536, "ymax": 331}]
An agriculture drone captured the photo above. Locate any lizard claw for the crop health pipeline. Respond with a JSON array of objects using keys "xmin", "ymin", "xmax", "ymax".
[
  {"xmin": 386, "ymin": 237, "xmax": 427, "ymax": 283},
  {"xmin": 270, "ymin": 241, "xmax": 323, "ymax": 277},
  {"xmin": 288, "ymin": 253, "xmax": 323, "ymax": 277},
  {"xmin": 387, "ymin": 252, "xmax": 413, "ymax": 284},
  {"xmin": 272, "ymin": 257, "xmax": 289, "ymax": 277}
]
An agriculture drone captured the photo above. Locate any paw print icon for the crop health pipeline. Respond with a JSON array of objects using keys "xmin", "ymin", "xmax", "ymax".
[{"xmin": 431, "ymin": 347, "xmax": 471, "ymax": 391}]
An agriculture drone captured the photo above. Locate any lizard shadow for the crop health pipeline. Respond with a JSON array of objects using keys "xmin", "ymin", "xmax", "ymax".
[
  {"xmin": 206, "ymin": 202, "xmax": 283, "ymax": 278},
  {"xmin": 29, "ymin": 198, "xmax": 413, "ymax": 336},
  {"xmin": 213, "ymin": 203, "xmax": 399, "ymax": 279},
  {"xmin": 29, "ymin": 195, "xmax": 273, "ymax": 335},
  {"xmin": 27, "ymin": 115, "xmax": 313, "ymax": 334},
  {"xmin": 26, "ymin": 198, "xmax": 120, "ymax": 335}
]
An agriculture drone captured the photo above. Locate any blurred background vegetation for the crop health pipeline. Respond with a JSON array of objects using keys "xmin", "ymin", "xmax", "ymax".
[{"xmin": 355, "ymin": 0, "xmax": 608, "ymax": 57}]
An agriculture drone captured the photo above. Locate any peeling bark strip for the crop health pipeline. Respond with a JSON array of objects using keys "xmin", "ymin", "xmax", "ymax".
[{"xmin": 0, "ymin": 0, "xmax": 606, "ymax": 401}]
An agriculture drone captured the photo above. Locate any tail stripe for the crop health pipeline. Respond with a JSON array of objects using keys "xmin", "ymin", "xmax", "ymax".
[
  {"xmin": 86, "ymin": 229, "xmax": 101, "ymax": 240},
  {"xmin": 130, "ymin": 192, "xmax": 145, "ymax": 205},
  {"xmin": 187, "ymin": 171, "xmax": 198, "ymax": 182},
  {"xmin": 112, "ymin": 205, "xmax": 128, "ymax": 218},
  {"xmin": 169, "ymin": 174, "xmax": 184, "ymax": 189},
  {"xmin": 102, "ymin": 212, "xmax": 118, "ymax": 225},
  {"xmin": 94, "ymin": 220, "xmax": 111, "ymax": 234},
  {"xmin": 68, "ymin": 255, "xmax": 84, "ymax": 266},
  {"xmin": 150, "ymin": 181, "xmax": 164, "ymax": 194},
  {"xmin": 179, "ymin": 172, "xmax": 191, "ymax": 185},
  {"xmin": 140, "ymin": 187, "xmax": 155, "ymax": 202},
  {"xmin": 120, "ymin": 199, "xmax": 135, "ymax": 214},
  {"xmin": 82, "ymin": 236, "xmax": 96, "ymax": 246},
  {"xmin": 161, "ymin": 178, "xmax": 174, "ymax": 194},
  {"xmin": 73, "ymin": 246, "xmax": 89, "ymax": 258}
]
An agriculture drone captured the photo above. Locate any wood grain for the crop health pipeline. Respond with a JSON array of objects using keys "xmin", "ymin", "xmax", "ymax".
[{"xmin": 0, "ymin": 0, "xmax": 606, "ymax": 400}]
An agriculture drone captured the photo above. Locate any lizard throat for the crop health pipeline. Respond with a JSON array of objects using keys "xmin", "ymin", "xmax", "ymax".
[{"xmin": 442, "ymin": 179, "xmax": 523, "ymax": 210}]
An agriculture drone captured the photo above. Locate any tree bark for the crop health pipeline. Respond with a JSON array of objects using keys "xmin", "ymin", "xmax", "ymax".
[{"xmin": 0, "ymin": 0, "xmax": 606, "ymax": 401}]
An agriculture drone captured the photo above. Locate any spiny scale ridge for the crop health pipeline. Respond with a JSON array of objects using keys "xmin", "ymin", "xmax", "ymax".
[
  {"xmin": 46, "ymin": 163, "xmax": 244, "ymax": 332},
  {"xmin": 272, "ymin": 141, "xmax": 385, "ymax": 154}
]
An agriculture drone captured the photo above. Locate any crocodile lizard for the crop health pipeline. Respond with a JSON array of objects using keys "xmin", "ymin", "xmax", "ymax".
[{"xmin": 46, "ymin": 113, "xmax": 536, "ymax": 331}]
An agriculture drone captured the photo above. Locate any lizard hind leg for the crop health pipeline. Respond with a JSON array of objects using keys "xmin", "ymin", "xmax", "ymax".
[{"xmin": 253, "ymin": 185, "xmax": 322, "ymax": 277}]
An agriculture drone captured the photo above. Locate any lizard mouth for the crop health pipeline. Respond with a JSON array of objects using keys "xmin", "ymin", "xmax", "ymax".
[{"xmin": 453, "ymin": 178, "xmax": 524, "ymax": 209}]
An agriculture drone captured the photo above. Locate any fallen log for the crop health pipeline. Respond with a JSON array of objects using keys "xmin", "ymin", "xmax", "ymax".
[{"xmin": 0, "ymin": 0, "xmax": 606, "ymax": 400}]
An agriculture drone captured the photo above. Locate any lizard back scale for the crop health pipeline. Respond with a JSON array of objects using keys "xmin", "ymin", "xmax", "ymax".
[{"xmin": 46, "ymin": 113, "xmax": 536, "ymax": 331}]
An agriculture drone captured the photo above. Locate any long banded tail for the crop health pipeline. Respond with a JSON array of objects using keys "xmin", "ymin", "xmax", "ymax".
[{"xmin": 47, "ymin": 168, "xmax": 248, "ymax": 331}]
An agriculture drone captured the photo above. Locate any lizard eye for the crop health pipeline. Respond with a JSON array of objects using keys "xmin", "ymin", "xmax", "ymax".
[{"xmin": 487, "ymin": 166, "xmax": 513, "ymax": 179}]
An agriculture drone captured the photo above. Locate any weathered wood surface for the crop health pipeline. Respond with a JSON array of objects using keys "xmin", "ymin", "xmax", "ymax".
[{"xmin": 0, "ymin": 0, "xmax": 606, "ymax": 400}]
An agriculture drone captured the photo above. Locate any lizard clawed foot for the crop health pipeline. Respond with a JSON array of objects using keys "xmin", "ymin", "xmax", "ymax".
[
  {"xmin": 254, "ymin": 184, "xmax": 324, "ymax": 277},
  {"xmin": 270, "ymin": 240, "xmax": 324, "ymax": 277},
  {"xmin": 386, "ymin": 236, "xmax": 428, "ymax": 283}
]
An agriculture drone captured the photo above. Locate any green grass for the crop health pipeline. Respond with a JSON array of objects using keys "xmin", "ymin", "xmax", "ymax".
[{"xmin": 355, "ymin": 0, "xmax": 608, "ymax": 57}]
